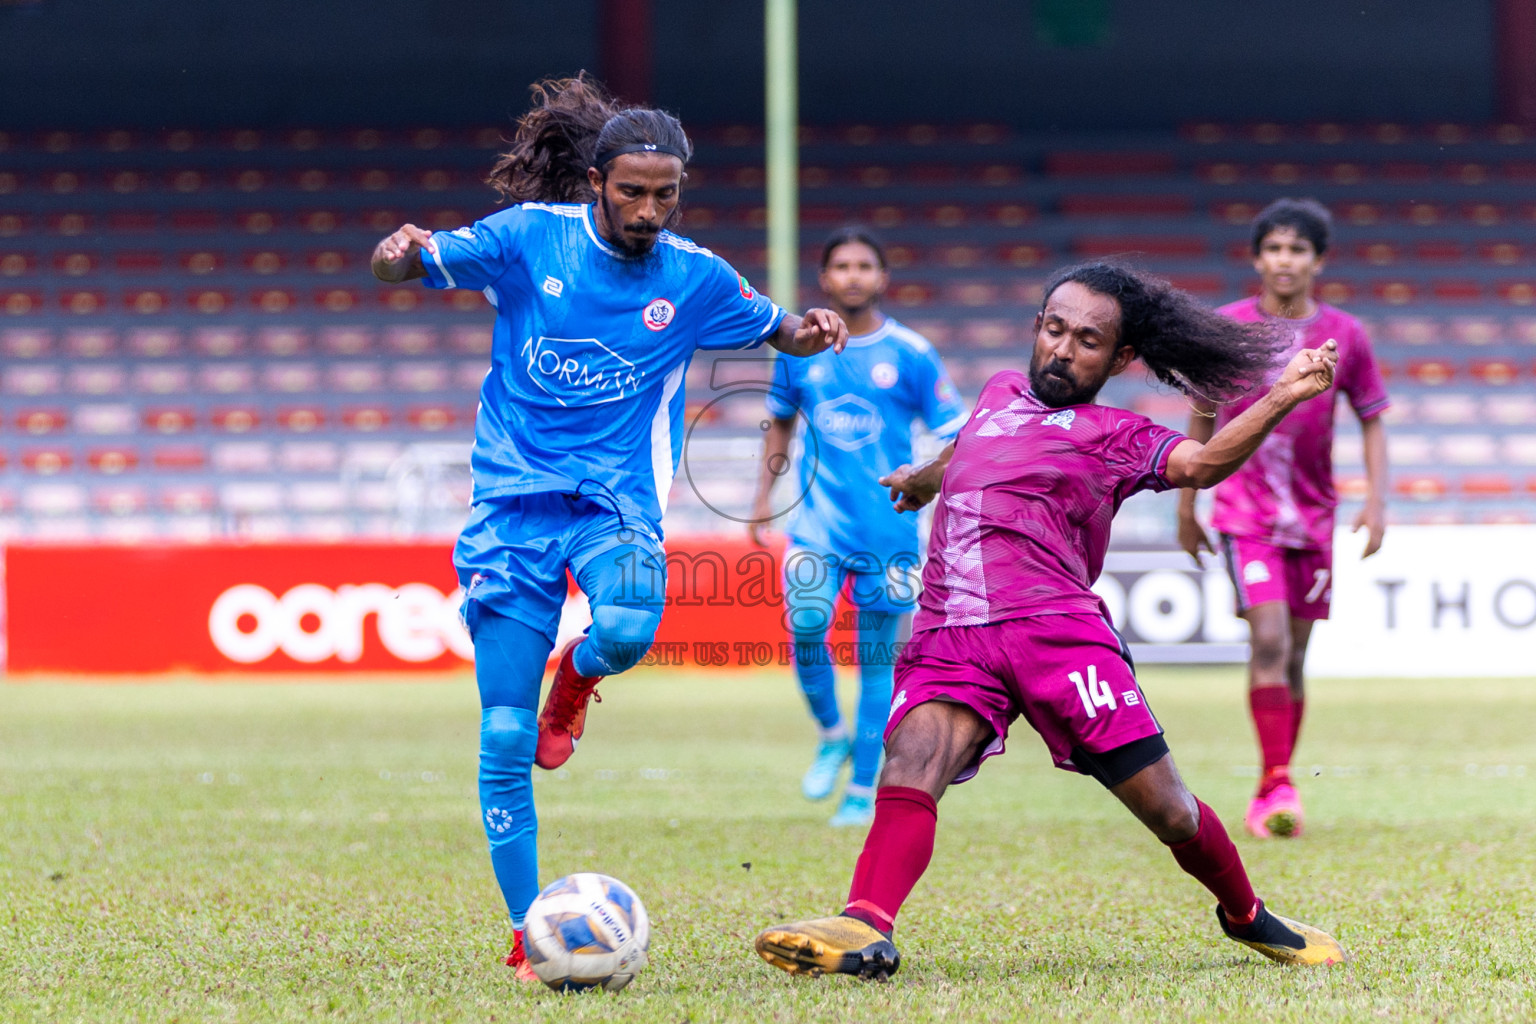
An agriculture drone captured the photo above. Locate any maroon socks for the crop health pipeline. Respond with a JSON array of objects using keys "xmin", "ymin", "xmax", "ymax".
[
  {"xmin": 843, "ymin": 786, "xmax": 938, "ymax": 932},
  {"xmin": 1168, "ymin": 799, "xmax": 1258, "ymax": 925},
  {"xmin": 1249, "ymin": 684, "xmax": 1294, "ymax": 794}
]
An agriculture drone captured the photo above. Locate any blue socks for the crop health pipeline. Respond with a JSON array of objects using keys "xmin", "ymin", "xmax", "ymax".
[
  {"xmin": 852, "ymin": 611, "xmax": 899, "ymax": 789},
  {"xmin": 793, "ymin": 634, "xmax": 844, "ymax": 732},
  {"xmin": 479, "ymin": 706, "xmax": 539, "ymax": 927}
]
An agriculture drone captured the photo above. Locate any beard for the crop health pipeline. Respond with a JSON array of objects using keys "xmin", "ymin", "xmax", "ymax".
[
  {"xmin": 1029, "ymin": 356, "xmax": 1104, "ymax": 408},
  {"xmin": 600, "ymin": 193, "xmax": 678, "ymax": 260}
]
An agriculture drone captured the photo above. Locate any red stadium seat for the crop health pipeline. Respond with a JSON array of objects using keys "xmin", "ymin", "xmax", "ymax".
[
  {"xmin": 996, "ymin": 242, "xmax": 1050, "ymax": 268},
  {"xmin": 253, "ymin": 326, "xmax": 306, "ymax": 356},
  {"xmin": 1324, "ymin": 162, "xmax": 1368, "ymax": 184},
  {"xmin": 187, "ymin": 289, "xmax": 235, "ymax": 315},
  {"xmin": 293, "ymin": 168, "xmax": 331, "ymax": 192},
  {"xmin": 1498, "ymin": 282, "xmax": 1536, "ymax": 306},
  {"xmin": 906, "ymin": 165, "xmax": 959, "ymax": 186},
  {"xmin": 923, "ymin": 203, "xmax": 969, "ymax": 227},
  {"xmin": 21, "ymin": 447, "xmax": 73, "ymax": 474},
  {"xmin": 1059, "ymin": 194, "xmax": 1193, "ymax": 217},
  {"xmin": 1332, "ymin": 202, "xmax": 1382, "ymax": 226},
  {"xmin": 86, "ymin": 447, "xmax": 140, "ymax": 474},
  {"xmin": 1316, "ymin": 280, "xmax": 1357, "ymax": 304},
  {"xmin": 1446, "ymin": 162, "xmax": 1490, "ymax": 185},
  {"xmin": 160, "ymin": 129, "xmax": 200, "ymax": 152},
  {"xmin": 391, "ymin": 362, "xmax": 451, "ymax": 392},
  {"xmin": 276, "ymin": 407, "xmax": 325, "ymax": 433},
  {"xmin": 1415, "ymin": 241, "xmax": 1466, "ymax": 263},
  {"xmin": 3, "ymin": 328, "xmax": 51, "ymax": 356},
  {"xmin": 1470, "ymin": 360, "xmax": 1520, "ymax": 385},
  {"xmin": 211, "ymin": 406, "xmax": 262, "ymax": 434},
  {"xmin": 970, "ymin": 164, "xmax": 1021, "ymax": 187},
  {"xmin": 114, "ymin": 251, "xmax": 162, "ymax": 274},
  {"xmin": 1405, "ymin": 359, "xmax": 1455, "ymax": 385},
  {"xmin": 1354, "ymin": 241, "xmax": 1400, "ymax": 265},
  {"xmin": 887, "ymin": 282, "xmax": 935, "ymax": 307},
  {"xmin": 342, "ymin": 406, "xmax": 391, "ymax": 432},
  {"xmin": 263, "ymin": 363, "xmax": 322, "ymax": 393},
  {"xmin": 1196, "ymin": 162, "xmax": 1243, "ymax": 184},
  {"xmin": 386, "ymin": 325, "xmax": 438, "ymax": 355},
  {"xmin": 1258, "ymin": 161, "xmax": 1306, "ymax": 185},
  {"xmin": 863, "ymin": 203, "xmax": 905, "ymax": 228},
  {"xmin": 285, "ymin": 129, "xmax": 324, "ymax": 151},
  {"xmin": 1418, "ymin": 394, "xmax": 1478, "ymax": 424},
  {"xmin": 882, "ymin": 244, "xmax": 921, "ymax": 269},
  {"xmin": 1477, "ymin": 241, "xmax": 1525, "ymax": 264},
  {"xmin": 15, "ymin": 407, "xmax": 67, "ymax": 434},
  {"xmin": 1393, "ymin": 474, "xmax": 1450, "ymax": 501},
  {"xmin": 450, "ymin": 326, "xmax": 491, "ymax": 355},
  {"xmin": 1044, "ymin": 151, "xmax": 1175, "ymax": 177},
  {"xmin": 53, "ymin": 251, "xmax": 99, "ymax": 276},
  {"xmin": 850, "ymin": 165, "xmax": 894, "ymax": 189},
  {"xmin": 243, "ymin": 249, "xmax": 287, "ymax": 275},
  {"xmin": 379, "ymin": 288, "xmax": 423, "ymax": 313},
  {"xmin": 1073, "ymin": 235, "xmax": 1210, "ymax": 260},
  {"xmin": 1165, "ymin": 274, "xmax": 1225, "ymax": 297},
  {"xmin": 1459, "ymin": 473, "xmax": 1514, "ymax": 498},
  {"xmin": 213, "ymin": 442, "xmax": 274, "ymax": 473},
  {"xmin": 407, "ymin": 405, "xmax": 459, "ymax": 431},
  {"xmin": 1430, "ymin": 280, "xmax": 1483, "ymax": 302},
  {"xmin": 1, "ymin": 290, "xmax": 44, "ymax": 315},
  {"xmin": 1, "ymin": 251, "xmax": 33, "ymax": 276},
  {"xmin": 1383, "ymin": 162, "xmax": 1433, "ymax": 183},
  {"xmin": 317, "ymin": 288, "xmax": 360, "ymax": 313},
  {"xmin": 1211, "ymin": 199, "xmax": 1259, "ymax": 224},
  {"xmin": 986, "ymin": 202, "xmax": 1036, "ymax": 226},
  {"xmin": 358, "ymin": 208, "xmax": 400, "ymax": 233},
  {"xmin": 0, "ymin": 213, "xmax": 31, "ymax": 236},
  {"xmin": 958, "ymin": 319, "xmax": 1022, "ymax": 350},
  {"xmin": 1334, "ymin": 475, "xmax": 1369, "ymax": 500},
  {"xmin": 1402, "ymin": 202, "xmax": 1446, "ymax": 226},
  {"xmin": 934, "ymin": 244, "xmax": 984, "ymax": 268},
  {"xmin": 144, "ymin": 407, "xmax": 196, "ymax": 434},
  {"xmin": 172, "ymin": 210, "xmax": 221, "ymax": 232},
  {"xmin": 300, "ymin": 209, "xmax": 341, "ymax": 233},
  {"xmin": 1372, "ymin": 281, "xmax": 1419, "ymax": 305},
  {"xmin": 60, "ymin": 290, "xmax": 108, "ymax": 315},
  {"xmin": 1462, "ymin": 202, "xmax": 1506, "ymax": 226}
]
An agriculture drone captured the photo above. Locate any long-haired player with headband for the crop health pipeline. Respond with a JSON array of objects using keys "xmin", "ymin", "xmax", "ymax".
[
  {"xmin": 754, "ymin": 262, "xmax": 1349, "ymax": 979},
  {"xmin": 371, "ymin": 73, "xmax": 848, "ymax": 979}
]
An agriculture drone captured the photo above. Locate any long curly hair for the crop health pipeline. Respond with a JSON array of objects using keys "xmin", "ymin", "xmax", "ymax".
[
  {"xmin": 485, "ymin": 72, "xmax": 693, "ymax": 205},
  {"xmin": 1042, "ymin": 262, "xmax": 1287, "ymax": 402}
]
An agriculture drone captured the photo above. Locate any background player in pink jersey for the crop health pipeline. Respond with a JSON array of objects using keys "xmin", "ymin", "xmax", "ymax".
[
  {"xmin": 754, "ymin": 263, "xmax": 1348, "ymax": 979},
  {"xmin": 1178, "ymin": 198, "xmax": 1390, "ymax": 840}
]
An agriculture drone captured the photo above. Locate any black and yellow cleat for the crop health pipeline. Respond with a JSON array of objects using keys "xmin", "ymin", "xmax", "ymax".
[
  {"xmin": 754, "ymin": 915, "xmax": 901, "ymax": 980},
  {"xmin": 1218, "ymin": 901, "xmax": 1347, "ymax": 966}
]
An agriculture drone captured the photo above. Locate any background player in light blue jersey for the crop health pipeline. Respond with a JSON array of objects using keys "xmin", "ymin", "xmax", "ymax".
[
  {"xmin": 371, "ymin": 75, "xmax": 847, "ymax": 979},
  {"xmin": 749, "ymin": 228, "xmax": 967, "ymax": 827}
]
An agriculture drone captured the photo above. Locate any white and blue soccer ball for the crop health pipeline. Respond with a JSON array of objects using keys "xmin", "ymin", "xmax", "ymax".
[{"xmin": 523, "ymin": 873, "xmax": 650, "ymax": 992}]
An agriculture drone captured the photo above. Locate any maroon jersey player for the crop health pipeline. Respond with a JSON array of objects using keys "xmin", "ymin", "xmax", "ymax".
[
  {"xmin": 754, "ymin": 262, "xmax": 1348, "ymax": 979},
  {"xmin": 1179, "ymin": 199, "xmax": 1390, "ymax": 840}
]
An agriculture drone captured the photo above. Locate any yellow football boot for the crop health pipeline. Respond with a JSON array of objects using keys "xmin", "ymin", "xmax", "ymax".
[
  {"xmin": 754, "ymin": 915, "xmax": 900, "ymax": 980},
  {"xmin": 1219, "ymin": 902, "xmax": 1346, "ymax": 966}
]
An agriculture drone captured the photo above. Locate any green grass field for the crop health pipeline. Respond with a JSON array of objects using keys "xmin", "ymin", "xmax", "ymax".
[{"xmin": 3, "ymin": 667, "xmax": 1534, "ymax": 1023}]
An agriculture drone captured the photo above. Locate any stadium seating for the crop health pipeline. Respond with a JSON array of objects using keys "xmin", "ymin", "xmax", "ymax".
[{"xmin": 2, "ymin": 122, "xmax": 1533, "ymax": 536}]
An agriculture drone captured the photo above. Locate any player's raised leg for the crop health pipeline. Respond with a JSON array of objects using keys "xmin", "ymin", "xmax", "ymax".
[
  {"xmin": 1109, "ymin": 753, "xmax": 1345, "ymax": 965},
  {"xmin": 535, "ymin": 507, "xmax": 667, "ymax": 769},
  {"xmin": 755, "ymin": 699, "xmax": 992, "ymax": 978},
  {"xmin": 783, "ymin": 550, "xmax": 852, "ymax": 801}
]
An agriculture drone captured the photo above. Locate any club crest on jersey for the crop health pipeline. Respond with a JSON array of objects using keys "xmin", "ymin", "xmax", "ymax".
[
  {"xmin": 642, "ymin": 297, "xmax": 675, "ymax": 331},
  {"xmin": 1042, "ymin": 409, "xmax": 1076, "ymax": 430},
  {"xmin": 870, "ymin": 362, "xmax": 899, "ymax": 389}
]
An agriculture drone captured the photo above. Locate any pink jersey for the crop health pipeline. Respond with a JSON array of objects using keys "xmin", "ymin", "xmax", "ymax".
[
  {"xmin": 914, "ymin": 370, "xmax": 1186, "ymax": 633},
  {"xmin": 1211, "ymin": 298, "xmax": 1390, "ymax": 550}
]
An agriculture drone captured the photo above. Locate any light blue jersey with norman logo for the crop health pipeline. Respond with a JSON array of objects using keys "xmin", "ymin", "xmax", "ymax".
[
  {"xmin": 421, "ymin": 202, "xmax": 784, "ymax": 526},
  {"xmin": 766, "ymin": 318, "xmax": 967, "ymax": 559}
]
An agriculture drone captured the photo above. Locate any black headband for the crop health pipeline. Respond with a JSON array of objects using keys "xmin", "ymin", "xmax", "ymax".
[{"xmin": 593, "ymin": 142, "xmax": 688, "ymax": 168}]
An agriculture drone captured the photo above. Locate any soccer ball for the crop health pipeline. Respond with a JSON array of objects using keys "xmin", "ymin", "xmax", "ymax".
[{"xmin": 523, "ymin": 873, "xmax": 650, "ymax": 992}]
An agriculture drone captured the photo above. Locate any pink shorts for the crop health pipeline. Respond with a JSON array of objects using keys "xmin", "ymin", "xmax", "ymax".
[
  {"xmin": 887, "ymin": 613, "xmax": 1163, "ymax": 786},
  {"xmin": 1219, "ymin": 534, "xmax": 1332, "ymax": 620}
]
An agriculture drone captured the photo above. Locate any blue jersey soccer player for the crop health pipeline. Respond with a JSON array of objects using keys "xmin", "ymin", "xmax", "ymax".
[
  {"xmin": 749, "ymin": 228, "xmax": 967, "ymax": 827},
  {"xmin": 371, "ymin": 74, "xmax": 847, "ymax": 980}
]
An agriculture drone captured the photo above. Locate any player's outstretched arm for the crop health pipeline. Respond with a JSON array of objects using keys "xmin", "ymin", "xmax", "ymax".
[
  {"xmin": 880, "ymin": 441, "xmax": 955, "ymax": 514},
  {"xmin": 1165, "ymin": 341, "xmax": 1338, "ymax": 491},
  {"xmin": 371, "ymin": 223, "xmax": 435, "ymax": 283},
  {"xmin": 770, "ymin": 309, "xmax": 849, "ymax": 357},
  {"xmin": 748, "ymin": 416, "xmax": 796, "ymax": 548}
]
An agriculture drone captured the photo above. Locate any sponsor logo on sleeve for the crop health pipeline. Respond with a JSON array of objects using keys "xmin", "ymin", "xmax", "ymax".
[
  {"xmin": 738, "ymin": 275, "xmax": 755, "ymax": 300},
  {"xmin": 643, "ymin": 297, "xmax": 676, "ymax": 331}
]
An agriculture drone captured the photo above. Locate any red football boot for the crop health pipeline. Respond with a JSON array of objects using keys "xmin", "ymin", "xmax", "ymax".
[
  {"xmin": 505, "ymin": 929, "xmax": 541, "ymax": 984},
  {"xmin": 534, "ymin": 638, "xmax": 603, "ymax": 769}
]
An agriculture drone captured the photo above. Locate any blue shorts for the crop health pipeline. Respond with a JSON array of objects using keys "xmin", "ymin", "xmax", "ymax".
[
  {"xmin": 782, "ymin": 539, "xmax": 919, "ymax": 634},
  {"xmin": 456, "ymin": 492, "xmax": 667, "ymax": 644}
]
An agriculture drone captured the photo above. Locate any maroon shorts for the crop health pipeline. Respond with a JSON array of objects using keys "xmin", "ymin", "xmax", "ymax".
[
  {"xmin": 1220, "ymin": 534, "xmax": 1332, "ymax": 620},
  {"xmin": 887, "ymin": 613, "xmax": 1163, "ymax": 786}
]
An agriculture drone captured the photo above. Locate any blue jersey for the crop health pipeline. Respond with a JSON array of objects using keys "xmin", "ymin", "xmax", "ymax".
[
  {"xmin": 421, "ymin": 202, "xmax": 784, "ymax": 526},
  {"xmin": 766, "ymin": 318, "xmax": 967, "ymax": 559}
]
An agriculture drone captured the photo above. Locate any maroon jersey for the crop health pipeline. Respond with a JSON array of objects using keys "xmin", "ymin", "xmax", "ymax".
[
  {"xmin": 1211, "ymin": 298, "xmax": 1389, "ymax": 550},
  {"xmin": 915, "ymin": 370, "xmax": 1186, "ymax": 632}
]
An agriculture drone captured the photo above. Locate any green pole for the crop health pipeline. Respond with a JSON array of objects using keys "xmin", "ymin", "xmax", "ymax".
[{"xmin": 765, "ymin": 0, "xmax": 798, "ymax": 314}]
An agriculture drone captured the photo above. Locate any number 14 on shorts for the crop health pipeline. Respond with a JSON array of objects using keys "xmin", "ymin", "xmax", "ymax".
[{"xmin": 1069, "ymin": 666, "xmax": 1141, "ymax": 719}]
